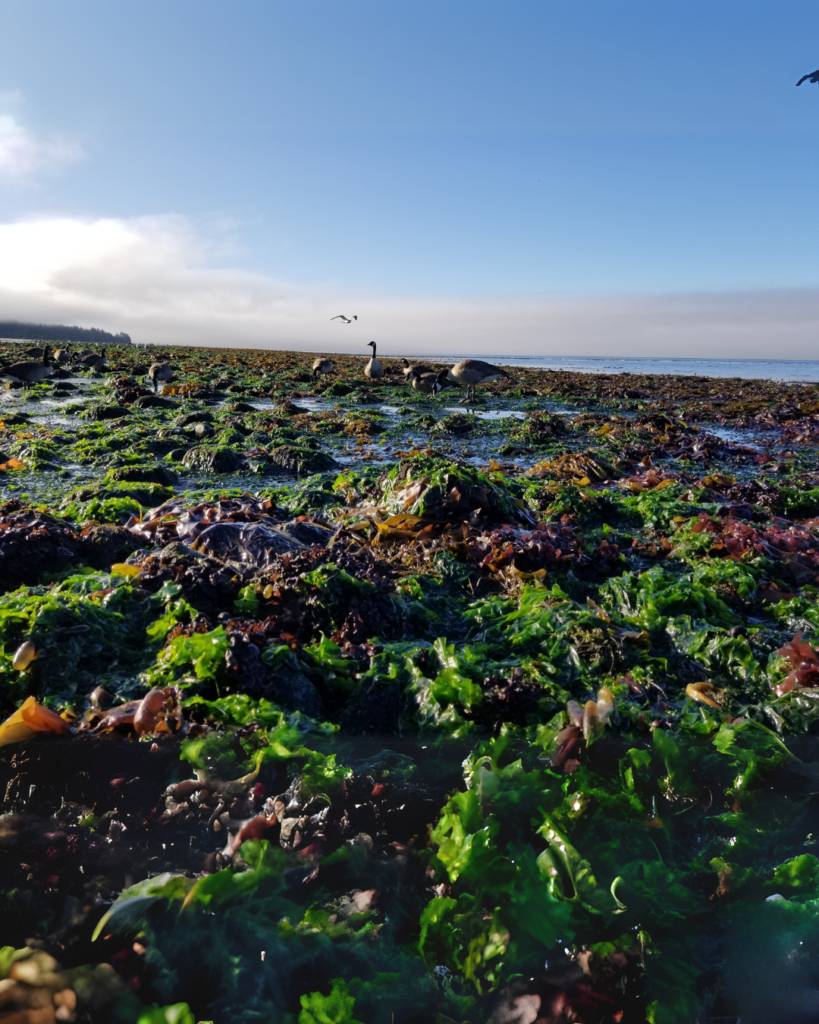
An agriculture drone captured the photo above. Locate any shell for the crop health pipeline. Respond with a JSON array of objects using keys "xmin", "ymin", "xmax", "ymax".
[
  {"xmin": 582, "ymin": 700, "xmax": 600, "ymax": 740},
  {"xmin": 596, "ymin": 687, "xmax": 615, "ymax": 723},
  {"xmin": 685, "ymin": 682, "xmax": 720, "ymax": 708},
  {"xmin": 566, "ymin": 700, "xmax": 584, "ymax": 728},
  {"xmin": 133, "ymin": 688, "xmax": 167, "ymax": 737},
  {"xmin": 12, "ymin": 641, "xmax": 37, "ymax": 672}
]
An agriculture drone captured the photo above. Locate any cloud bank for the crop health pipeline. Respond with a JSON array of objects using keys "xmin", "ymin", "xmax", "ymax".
[{"xmin": 1, "ymin": 214, "xmax": 818, "ymax": 360}]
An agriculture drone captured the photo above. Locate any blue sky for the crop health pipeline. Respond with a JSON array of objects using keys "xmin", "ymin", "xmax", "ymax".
[{"xmin": 1, "ymin": 1, "xmax": 819, "ymax": 355}]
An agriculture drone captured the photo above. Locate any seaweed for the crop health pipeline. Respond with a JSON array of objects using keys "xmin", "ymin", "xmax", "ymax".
[{"xmin": 4, "ymin": 341, "xmax": 819, "ymax": 1021}]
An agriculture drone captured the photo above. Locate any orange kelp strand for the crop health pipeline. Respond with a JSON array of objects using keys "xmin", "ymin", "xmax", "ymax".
[{"xmin": 0, "ymin": 696, "xmax": 72, "ymax": 747}]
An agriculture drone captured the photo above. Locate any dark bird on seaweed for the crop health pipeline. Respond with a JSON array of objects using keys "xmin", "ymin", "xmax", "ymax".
[
  {"xmin": 76, "ymin": 351, "xmax": 107, "ymax": 367},
  {"xmin": 440, "ymin": 358, "xmax": 511, "ymax": 404},
  {"xmin": 330, "ymin": 314, "xmax": 358, "ymax": 324},
  {"xmin": 407, "ymin": 368, "xmax": 443, "ymax": 396},
  {"xmin": 312, "ymin": 357, "xmax": 334, "ymax": 379},
  {"xmin": 0, "ymin": 347, "xmax": 52, "ymax": 386},
  {"xmin": 401, "ymin": 357, "xmax": 434, "ymax": 379},
  {"xmin": 797, "ymin": 69, "xmax": 819, "ymax": 86},
  {"xmin": 364, "ymin": 340, "xmax": 383, "ymax": 380},
  {"xmin": 148, "ymin": 361, "xmax": 173, "ymax": 392},
  {"xmin": 23, "ymin": 347, "xmax": 44, "ymax": 357}
]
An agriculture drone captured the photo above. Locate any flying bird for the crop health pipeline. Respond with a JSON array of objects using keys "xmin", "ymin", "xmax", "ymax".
[
  {"xmin": 797, "ymin": 70, "xmax": 819, "ymax": 86},
  {"xmin": 330, "ymin": 314, "xmax": 358, "ymax": 324}
]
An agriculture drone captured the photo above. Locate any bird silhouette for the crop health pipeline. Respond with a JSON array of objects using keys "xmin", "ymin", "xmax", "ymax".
[
  {"xmin": 797, "ymin": 70, "xmax": 819, "ymax": 86},
  {"xmin": 330, "ymin": 314, "xmax": 358, "ymax": 324}
]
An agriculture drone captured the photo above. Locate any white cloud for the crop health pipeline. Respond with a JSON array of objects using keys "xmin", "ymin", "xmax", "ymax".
[
  {"xmin": 1, "ymin": 213, "xmax": 818, "ymax": 360},
  {"xmin": 0, "ymin": 114, "xmax": 85, "ymax": 182},
  {"xmin": 0, "ymin": 88, "xmax": 24, "ymax": 106}
]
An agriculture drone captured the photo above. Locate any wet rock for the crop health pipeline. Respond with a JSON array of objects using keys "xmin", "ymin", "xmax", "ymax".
[
  {"xmin": 132, "ymin": 394, "xmax": 177, "ymax": 409},
  {"xmin": 225, "ymin": 401, "xmax": 256, "ymax": 413},
  {"xmin": 436, "ymin": 413, "xmax": 475, "ymax": 435},
  {"xmin": 182, "ymin": 446, "xmax": 244, "ymax": 473},
  {"xmin": 323, "ymin": 381, "xmax": 354, "ymax": 398},
  {"xmin": 188, "ymin": 422, "xmax": 215, "ymax": 439},
  {"xmin": 106, "ymin": 464, "xmax": 178, "ymax": 487},
  {"xmin": 275, "ymin": 520, "xmax": 335, "ymax": 546},
  {"xmin": 267, "ymin": 444, "xmax": 339, "ymax": 476},
  {"xmin": 84, "ymin": 404, "xmax": 129, "ymax": 421},
  {"xmin": 81, "ymin": 524, "xmax": 143, "ymax": 568},
  {"xmin": 191, "ymin": 521, "xmax": 306, "ymax": 567},
  {"xmin": 158, "ymin": 540, "xmax": 202, "ymax": 565},
  {"xmin": 0, "ymin": 507, "xmax": 81, "ymax": 592},
  {"xmin": 175, "ymin": 410, "xmax": 215, "ymax": 426}
]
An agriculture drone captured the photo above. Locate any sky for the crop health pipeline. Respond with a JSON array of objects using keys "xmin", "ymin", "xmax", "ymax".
[{"xmin": 1, "ymin": 1, "xmax": 819, "ymax": 357}]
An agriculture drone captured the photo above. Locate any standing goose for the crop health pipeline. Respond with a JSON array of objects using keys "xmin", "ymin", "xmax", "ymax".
[
  {"xmin": 311, "ymin": 357, "xmax": 334, "ymax": 379},
  {"xmin": 0, "ymin": 347, "xmax": 52, "ymax": 386},
  {"xmin": 364, "ymin": 341, "xmax": 383, "ymax": 380},
  {"xmin": 53, "ymin": 346, "xmax": 71, "ymax": 364},
  {"xmin": 148, "ymin": 361, "xmax": 174, "ymax": 392},
  {"xmin": 442, "ymin": 359, "xmax": 511, "ymax": 404}
]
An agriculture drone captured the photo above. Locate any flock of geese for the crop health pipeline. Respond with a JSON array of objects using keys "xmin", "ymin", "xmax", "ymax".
[
  {"xmin": 0, "ymin": 332, "xmax": 510, "ymax": 405},
  {"xmin": 314, "ymin": 335, "xmax": 510, "ymax": 403},
  {"xmin": 0, "ymin": 344, "xmax": 174, "ymax": 393},
  {"xmin": 0, "ymin": 345, "xmax": 109, "ymax": 386}
]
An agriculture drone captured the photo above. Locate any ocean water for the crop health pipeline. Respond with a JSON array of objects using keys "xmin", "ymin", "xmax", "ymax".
[{"xmin": 426, "ymin": 355, "xmax": 819, "ymax": 384}]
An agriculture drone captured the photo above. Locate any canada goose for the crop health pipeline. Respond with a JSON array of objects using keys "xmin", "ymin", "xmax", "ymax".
[
  {"xmin": 312, "ymin": 357, "xmax": 334, "ymax": 379},
  {"xmin": 53, "ymin": 347, "xmax": 71, "ymax": 364},
  {"xmin": 401, "ymin": 357, "xmax": 434, "ymax": 378},
  {"xmin": 441, "ymin": 359, "xmax": 511, "ymax": 404},
  {"xmin": 330, "ymin": 314, "xmax": 358, "ymax": 324},
  {"xmin": 148, "ymin": 361, "xmax": 174, "ymax": 392},
  {"xmin": 364, "ymin": 341, "xmax": 383, "ymax": 380},
  {"xmin": 407, "ymin": 368, "xmax": 441, "ymax": 396},
  {"xmin": 797, "ymin": 69, "xmax": 819, "ymax": 86},
  {"xmin": 0, "ymin": 347, "xmax": 52, "ymax": 386},
  {"xmin": 24, "ymin": 347, "xmax": 44, "ymax": 357},
  {"xmin": 77, "ymin": 352, "xmax": 107, "ymax": 367}
]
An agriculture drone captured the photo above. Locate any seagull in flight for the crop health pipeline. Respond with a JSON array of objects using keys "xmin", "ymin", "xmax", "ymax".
[
  {"xmin": 797, "ymin": 69, "xmax": 819, "ymax": 86},
  {"xmin": 330, "ymin": 314, "xmax": 358, "ymax": 324}
]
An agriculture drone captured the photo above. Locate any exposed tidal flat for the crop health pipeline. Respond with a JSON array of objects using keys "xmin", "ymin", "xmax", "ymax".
[{"xmin": 3, "ymin": 342, "xmax": 819, "ymax": 1022}]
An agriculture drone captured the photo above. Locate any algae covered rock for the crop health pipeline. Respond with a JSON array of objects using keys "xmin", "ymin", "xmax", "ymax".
[
  {"xmin": 323, "ymin": 381, "xmax": 354, "ymax": 398},
  {"xmin": 132, "ymin": 394, "xmax": 177, "ymax": 409},
  {"xmin": 435, "ymin": 413, "xmax": 475, "ymax": 435},
  {"xmin": 81, "ymin": 523, "xmax": 143, "ymax": 569},
  {"xmin": 105, "ymin": 464, "xmax": 178, "ymax": 487},
  {"xmin": 0, "ymin": 506, "xmax": 81, "ymax": 592},
  {"xmin": 182, "ymin": 445, "xmax": 244, "ymax": 473},
  {"xmin": 267, "ymin": 444, "xmax": 339, "ymax": 476},
  {"xmin": 381, "ymin": 456, "xmax": 523, "ymax": 522},
  {"xmin": 83, "ymin": 404, "xmax": 129, "ymax": 421}
]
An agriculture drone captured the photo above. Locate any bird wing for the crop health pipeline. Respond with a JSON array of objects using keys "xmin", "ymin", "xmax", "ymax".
[
  {"xmin": 796, "ymin": 71, "xmax": 819, "ymax": 86},
  {"xmin": 330, "ymin": 315, "xmax": 347, "ymax": 321}
]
